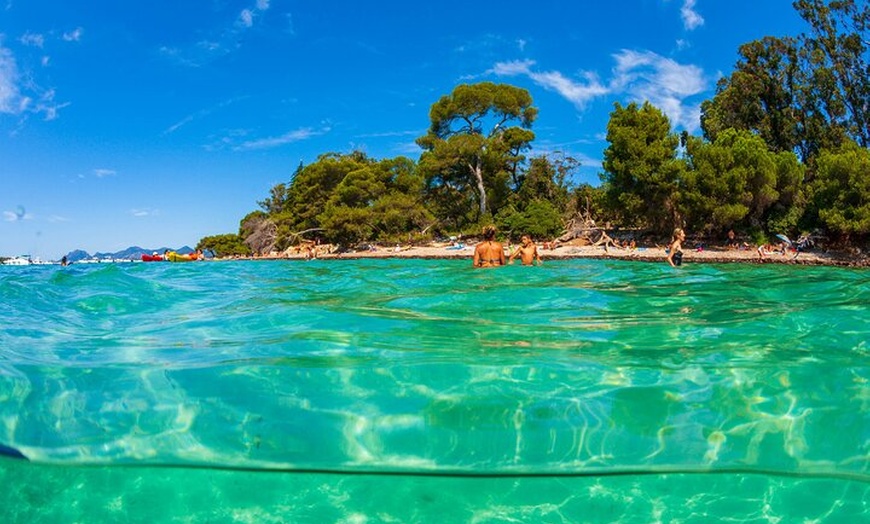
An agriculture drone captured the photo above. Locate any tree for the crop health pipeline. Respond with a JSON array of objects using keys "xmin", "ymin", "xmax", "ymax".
[
  {"xmin": 682, "ymin": 129, "xmax": 786, "ymax": 234},
  {"xmin": 516, "ymin": 155, "xmax": 574, "ymax": 210},
  {"xmin": 795, "ymin": 0, "xmax": 870, "ymax": 148},
  {"xmin": 809, "ymin": 140, "xmax": 870, "ymax": 239},
  {"xmin": 700, "ymin": 37, "xmax": 801, "ymax": 155},
  {"xmin": 284, "ymin": 152, "xmax": 370, "ymax": 231},
  {"xmin": 601, "ymin": 102, "xmax": 684, "ymax": 232},
  {"xmin": 765, "ymin": 150, "xmax": 807, "ymax": 234},
  {"xmin": 316, "ymin": 156, "xmax": 433, "ymax": 246},
  {"xmin": 417, "ymin": 82, "xmax": 537, "ymax": 222},
  {"xmin": 196, "ymin": 234, "xmax": 250, "ymax": 257}
]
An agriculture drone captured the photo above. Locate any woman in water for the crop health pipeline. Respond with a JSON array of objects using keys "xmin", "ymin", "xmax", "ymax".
[
  {"xmin": 667, "ymin": 228, "xmax": 685, "ymax": 267},
  {"xmin": 473, "ymin": 225, "xmax": 505, "ymax": 268}
]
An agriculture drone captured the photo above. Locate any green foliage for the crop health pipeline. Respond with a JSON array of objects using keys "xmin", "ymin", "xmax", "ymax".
[
  {"xmin": 196, "ymin": 234, "xmax": 250, "ymax": 257},
  {"xmin": 682, "ymin": 129, "xmax": 782, "ymax": 233},
  {"xmin": 417, "ymin": 82, "xmax": 537, "ymax": 221},
  {"xmin": 794, "ymin": 0, "xmax": 870, "ymax": 148},
  {"xmin": 282, "ymin": 152, "xmax": 371, "ymax": 239},
  {"xmin": 496, "ymin": 199, "xmax": 563, "ymax": 240},
  {"xmin": 702, "ymin": 1, "xmax": 869, "ymax": 163},
  {"xmin": 701, "ymin": 37, "xmax": 801, "ymax": 154},
  {"xmin": 570, "ymin": 183, "xmax": 607, "ymax": 222},
  {"xmin": 318, "ymin": 205, "xmax": 375, "ymax": 246},
  {"xmin": 601, "ymin": 102, "xmax": 684, "ymax": 233},
  {"xmin": 810, "ymin": 140, "xmax": 870, "ymax": 238},
  {"xmin": 764, "ymin": 151, "xmax": 807, "ymax": 234},
  {"xmin": 516, "ymin": 155, "xmax": 573, "ymax": 210}
]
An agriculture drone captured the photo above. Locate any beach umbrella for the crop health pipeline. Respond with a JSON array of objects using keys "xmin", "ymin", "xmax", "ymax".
[{"xmin": 775, "ymin": 233, "xmax": 792, "ymax": 246}]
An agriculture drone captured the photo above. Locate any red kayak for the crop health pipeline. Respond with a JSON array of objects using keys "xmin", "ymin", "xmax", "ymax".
[{"xmin": 141, "ymin": 254, "xmax": 165, "ymax": 262}]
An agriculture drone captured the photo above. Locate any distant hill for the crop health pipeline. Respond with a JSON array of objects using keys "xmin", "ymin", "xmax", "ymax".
[
  {"xmin": 65, "ymin": 249, "xmax": 91, "ymax": 263},
  {"xmin": 67, "ymin": 245, "xmax": 194, "ymax": 262}
]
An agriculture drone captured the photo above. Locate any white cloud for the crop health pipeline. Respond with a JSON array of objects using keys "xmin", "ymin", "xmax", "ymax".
[
  {"xmin": 0, "ymin": 45, "xmax": 68, "ymax": 120},
  {"xmin": 131, "ymin": 208, "xmax": 159, "ymax": 217},
  {"xmin": 490, "ymin": 59, "xmax": 535, "ymax": 76},
  {"xmin": 62, "ymin": 27, "xmax": 84, "ymax": 42},
  {"xmin": 681, "ymin": 0, "xmax": 704, "ymax": 30},
  {"xmin": 239, "ymin": 9, "xmax": 254, "ymax": 28},
  {"xmin": 94, "ymin": 168, "xmax": 116, "ymax": 178},
  {"xmin": 611, "ymin": 49, "xmax": 706, "ymax": 130},
  {"xmin": 0, "ymin": 46, "xmax": 22, "ymax": 113},
  {"xmin": 490, "ymin": 50, "xmax": 707, "ymax": 132},
  {"xmin": 19, "ymin": 32, "xmax": 44, "ymax": 48},
  {"xmin": 235, "ymin": 126, "xmax": 330, "ymax": 151},
  {"xmin": 490, "ymin": 59, "xmax": 608, "ymax": 108},
  {"xmin": 239, "ymin": 1, "xmax": 268, "ymax": 28},
  {"xmin": 164, "ymin": 96, "xmax": 247, "ymax": 135}
]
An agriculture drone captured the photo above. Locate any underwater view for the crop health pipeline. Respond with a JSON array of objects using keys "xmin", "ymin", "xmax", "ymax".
[{"xmin": 0, "ymin": 259, "xmax": 867, "ymax": 522}]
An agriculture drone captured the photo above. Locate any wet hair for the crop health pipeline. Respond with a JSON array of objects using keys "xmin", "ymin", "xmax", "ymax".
[{"xmin": 482, "ymin": 225, "xmax": 497, "ymax": 240}]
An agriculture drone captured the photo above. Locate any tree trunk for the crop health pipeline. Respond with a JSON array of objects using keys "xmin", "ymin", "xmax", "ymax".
[{"xmin": 470, "ymin": 158, "xmax": 487, "ymax": 216}]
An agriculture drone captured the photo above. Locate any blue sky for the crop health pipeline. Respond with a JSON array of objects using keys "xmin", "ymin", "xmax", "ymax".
[{"xmin": 2, "ymin": 0, "xmax": 807, "ymax": 260}]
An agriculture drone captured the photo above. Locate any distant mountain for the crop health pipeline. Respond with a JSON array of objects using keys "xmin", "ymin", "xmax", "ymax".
[
  {"xmin": 66, "ymin": 245, "xmax": 195, "ymax": 262},
  {"xmin": 65, "ymin": 249, "xmax": 91, "ymax": 263}
]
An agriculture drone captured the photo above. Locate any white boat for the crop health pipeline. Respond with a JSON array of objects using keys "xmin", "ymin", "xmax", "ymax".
[{"xmin": 3, "ymin": 255, "xmax": 32, "ymax": 266}]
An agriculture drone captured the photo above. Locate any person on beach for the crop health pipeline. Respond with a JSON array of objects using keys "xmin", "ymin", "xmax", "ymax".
[
  {"xmin": 727, "ymin": 229, "xmax": 739, "ymax": 249},
  {"xmin": 509, "ymin": 235, "xmax": 541, "ymax": 266},
  {"xmin": 666, "ymin": 228, "xmax": 685, "ymax": 267},
  {"xmin": 473, "ymin": 225, "xmax": 505, "ymax": 268}
]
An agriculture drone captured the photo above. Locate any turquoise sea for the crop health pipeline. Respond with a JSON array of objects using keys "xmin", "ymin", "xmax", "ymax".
[{"xmin": 0, "ymin": 258, "xmax": 868, "ymax": 522}]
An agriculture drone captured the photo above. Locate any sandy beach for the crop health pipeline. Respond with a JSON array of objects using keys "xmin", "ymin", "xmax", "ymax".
[{"xmin": 274, "ymin": 241, "xmax": 868, "ymax": 267}]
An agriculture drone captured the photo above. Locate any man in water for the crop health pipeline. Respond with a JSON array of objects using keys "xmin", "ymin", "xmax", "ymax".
[
  {"xmin": 508, "ymin": 235, "xmax": 542, "ymax": 266},
  {"xmin": 473, "ymin": 225, "xmax": 505, "ymax": 268}
]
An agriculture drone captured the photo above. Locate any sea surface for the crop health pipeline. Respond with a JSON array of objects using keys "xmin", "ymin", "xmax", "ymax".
[{"xmin": 0, "ymin": 258, "xmax": 867, "ymax": 522}]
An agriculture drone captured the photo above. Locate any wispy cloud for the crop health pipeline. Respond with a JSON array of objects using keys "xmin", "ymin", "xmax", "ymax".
[
  {"xmin": 19, "ymin": 32, "xmax": 44, "ymax": 48},
  {"xmin": 357, "ymin": 129, "xmax": 421, "ymax": 139},
  {"xmin": 611, "ymin": 49, "xmax": 706, "ymax": 130},
  {"xmin": 239, "ymin": 9, "xmax": 254, "ymax": 28},
  {"xmin": 62, "ymin": 27, "xmax": 84, "ymax": 42},
  {"xmin": 0, "ymin": 46, "xmax": 23, "ymax": 114},
  {"xmin": 680, "ymin": 0, "xmax": 704, "ymax": 31},
  {"xmin": 237, "ymin": 0, "xmax": 270, "ymax": 29},
  {"xmin": 130, "ymin": 208, "xmax": 159, "ymax": 218},
  {"xmin": 490, "ymin": 50, "xmax": 707, "ymax": 132},
  {"xmin": 164, "ymin": 96, "xmax": 247, "ymax": 134},
  {"xmin": 94, "ymin": 168, "xmax": 116, "ymax": 178},
  {"xmin": 490, "ymin": 60, "xmax": 608, "ymax": 109},
  {"xmin": 164, "ymin": 1, "xmax": 272, "ymax": 67},
  {"xmin": 0, "ymin": 44, "xmax": 68, "ymax": 120},
  {"xmin": 235, "ymin": 126, "xmax": 330, "ymax": 151}
]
